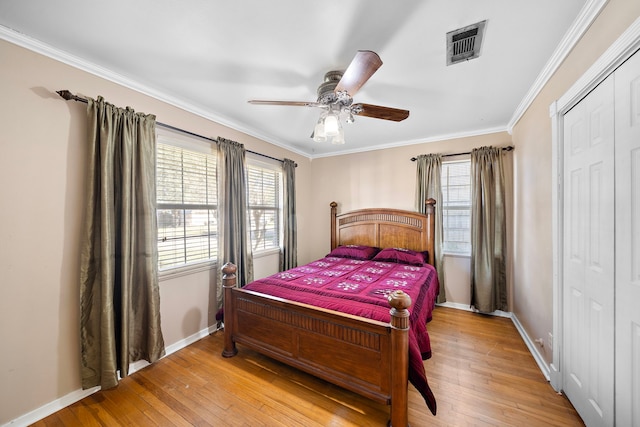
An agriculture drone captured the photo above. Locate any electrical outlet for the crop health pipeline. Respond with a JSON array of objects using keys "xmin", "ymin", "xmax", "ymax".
[{"xmin": 548, "ymin": 332, "xmax": 553, "ymax": 351}]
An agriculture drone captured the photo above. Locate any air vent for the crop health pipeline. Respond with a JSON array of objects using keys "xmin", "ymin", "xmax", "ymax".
[{"xmin": 446, "ymin": 20, "xmax": 487, "ymax": 66}]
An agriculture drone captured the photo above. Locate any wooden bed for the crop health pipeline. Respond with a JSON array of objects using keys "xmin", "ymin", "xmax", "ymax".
[{"xmin": 221, "ymin": 199, "xmax": 437, "ymax": 427}]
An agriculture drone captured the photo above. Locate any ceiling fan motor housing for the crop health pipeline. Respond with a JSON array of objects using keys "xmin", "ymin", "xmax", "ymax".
[{"xmin": 317, "ymin": 70, "xmax": 351, "ymax": 106}]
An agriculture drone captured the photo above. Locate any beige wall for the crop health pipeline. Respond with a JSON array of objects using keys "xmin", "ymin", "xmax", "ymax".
[
  {"xmin": 308, "ymin": 132, "xmax": 514, "ymax": 309},
  {"xmin": 511, "ymin": 0, "xmax": 640, "ymax": 365},
  {"xmin": 2, "ymin": 0, "xmax": 639, "ymax": 423},
  {"xmin": 0, "ymin": 39, "xmax": 311, "ymax": 424},
  {"xmin": 307, "ymin": 133, "xmax": 512, "ymax": 259}
]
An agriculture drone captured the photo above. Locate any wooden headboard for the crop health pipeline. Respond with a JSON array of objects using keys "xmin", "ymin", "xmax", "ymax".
[{"xmin": 330, "ymin": 199, "xmax": 436, "ymax": 266}]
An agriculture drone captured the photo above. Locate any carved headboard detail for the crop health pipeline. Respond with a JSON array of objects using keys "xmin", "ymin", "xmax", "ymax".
[{"xmin": 330, "ymin": 199, "xmax": 436, "ymax": 266}]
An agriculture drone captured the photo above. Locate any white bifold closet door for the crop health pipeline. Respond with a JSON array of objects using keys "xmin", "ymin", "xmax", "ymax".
[
  {"xmin": 562, "ymin": 71, "xmax": 615, "ymax": 427},
  {"xmin": 614, "ymin": 50, "xmax": 640, "ymax": 427},
  {"xmin": 562, "ymin": 49, "xmax": 640, "ymax": 427}
]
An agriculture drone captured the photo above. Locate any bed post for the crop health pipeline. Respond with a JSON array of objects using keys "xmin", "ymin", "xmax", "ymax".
[
  {"xmin": 388, "ymin": 290, "xmax": 411, "ymax": 427},
  {"xmin": 221, "ymin": 262, "xmax": 238, "ymax": 358},
  {"xmin": 424, "ymin": 198, "xmax": 436, "ymax": 266},
  {"xmin": 330, "ymin": 201, "xmax": 338, "ymax": 250}
]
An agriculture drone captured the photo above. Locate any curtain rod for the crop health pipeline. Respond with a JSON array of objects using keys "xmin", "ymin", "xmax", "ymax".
[
  {"xmin": 56, "ymin": 90, "xmax": 297, "ymax": 167},
  {"xmin": 410, "ymin": 145, "xmax": 513, "ymax": 162}
]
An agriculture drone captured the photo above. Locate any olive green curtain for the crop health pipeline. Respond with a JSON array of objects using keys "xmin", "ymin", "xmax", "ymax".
[
  {"xmin": 80, "ymin": 96, "xmax": 165, "ymax": 390},
  {"xmin": 415, "ymin": 154, "xmax": 445, "ymax": 303},
  {"xmin": 217, "ymin": 137, "xmax": 253, "ymax": 289},
  {"xmin": 281, "ymin": 159, "xmax": 297, "ymax": 271},
  {"xmin": 470, "ymin": 146, "xmax": 507, "ymax": 313}
]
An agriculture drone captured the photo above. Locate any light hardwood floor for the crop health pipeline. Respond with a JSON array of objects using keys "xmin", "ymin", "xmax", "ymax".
[{"xmin": 32, "ymin": 306, "xmax": 584, "ymax": 426}]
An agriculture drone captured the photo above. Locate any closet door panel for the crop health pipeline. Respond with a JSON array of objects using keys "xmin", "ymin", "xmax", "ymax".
[
  {"xmin": 562, "ymin": 75, "xmax": 615, "ymax": 427},
  {"xmin": 563, "ymin": 105, "xmax": 588, "ymax": 409},
  {"xmin": 614, "ymin": 49, "xmax": 640, "ymax": 427}
]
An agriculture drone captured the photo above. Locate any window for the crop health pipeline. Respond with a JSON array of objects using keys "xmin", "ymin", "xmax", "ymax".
[
  {"xmin": 156, "ymin": 132, "xmax": 217, "ymax": 270},
  {"xmin": 246, "ymin": 159, "xmax": 282, "ymax": 253},
  {"xmin": 442, "ymin": 159, "xmax": 471, "ymax": 255}
]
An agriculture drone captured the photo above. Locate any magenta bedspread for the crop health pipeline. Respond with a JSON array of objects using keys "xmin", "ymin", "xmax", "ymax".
[{"xmin": 243, "ymin": 256, "xmax": 439, "ymax": 415}]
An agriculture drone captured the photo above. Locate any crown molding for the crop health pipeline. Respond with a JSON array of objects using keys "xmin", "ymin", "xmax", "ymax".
[
  {"xmin": 308, "ymin": 125, "xmax": 509, "ymax": 159},
  {"xmin": 0, "ymin": 25, "xmax": 311, "ymax": 159},
  {"xmin": 556, "ymin": 15, "xmax": 640, "ymax": 113},
  {"xmin": 507, "ymin": 0, "xmax": 610, "ymax": 132}
]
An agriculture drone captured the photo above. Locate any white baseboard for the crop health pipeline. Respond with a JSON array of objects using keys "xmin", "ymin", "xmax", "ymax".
[
  {"xmin": 1, "ymin": 386, "xmax": 100, "ymax": 427},
  {"xmin": 2, "ymin": 325, "xmax": 220, "ymax": 427},
  {"xmin": 436, "ymin": 301, "xmax": 512, "ymax": 318},
  {"xmin": 436, "ymin": 301, "xmax": 472, "ymax": 311},
  {"xmin": 436, "ymin": 302, "xmax": 550, "ymax": 381},
  {"xmin": 163, "ymin": 324, "xmax": 219, "ymax": 362},
  {"xmin": 510, "ymin": 313, "xmax": 551, "ymax": 381}
]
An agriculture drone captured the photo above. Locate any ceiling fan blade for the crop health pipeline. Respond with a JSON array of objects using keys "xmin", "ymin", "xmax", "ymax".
[
  {"xmin": 352, "ymin": 103, "xmax": 410, "ymax": 122},
  {"xmin": 248, "ymin": 100, "xmax": 324, "ymax": 107},
  {"xmin": 334, "ymin": 50, "xmax": 383, "ymax": 97}
]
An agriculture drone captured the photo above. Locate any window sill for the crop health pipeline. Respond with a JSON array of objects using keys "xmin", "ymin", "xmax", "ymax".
[
  {"xmin": 159, "ymin": 260, "xmax": 217, "ymax": 281},
  {"xmin": 443, "ymin": 252, "xmax": 471, "ymax": 259},
  {"xmin": 253, "ymin": 247, "xmax": 280, "ymax": 259}
]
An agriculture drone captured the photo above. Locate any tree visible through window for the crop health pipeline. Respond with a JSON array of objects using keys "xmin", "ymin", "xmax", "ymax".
[
  {"xmin": 247, "ymin": 161, "xmax": 281, "ymax": 252},
  {"xmin": 442, "ymin": 160, "xmax": 471, "ymax": 254},
  {"xmin": 156, "ymin": 142, "xmax": 217, "ymax": 270}
]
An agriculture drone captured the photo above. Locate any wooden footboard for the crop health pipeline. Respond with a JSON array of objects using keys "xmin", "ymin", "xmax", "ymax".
[{"xmin": 221, "ymin": 263, "xmax": 411, "ymax": 427}]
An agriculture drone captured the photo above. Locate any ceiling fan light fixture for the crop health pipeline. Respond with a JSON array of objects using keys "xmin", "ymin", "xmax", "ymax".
[
  {"xmin": 313, "ymin": 114, "xmax": 327, "ymax": 142},
  {"xmin": 324, "ymin": 113, "xmax": 340, "ymax": 137},
  {"xmin": 331, "ymin": 127, "xmax": 345, "ymax": 145}
]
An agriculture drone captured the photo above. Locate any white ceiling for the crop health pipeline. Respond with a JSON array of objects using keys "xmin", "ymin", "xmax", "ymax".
[{"xmin": 0, "ymin": 0, "xmax": 589, "ymax": 158}]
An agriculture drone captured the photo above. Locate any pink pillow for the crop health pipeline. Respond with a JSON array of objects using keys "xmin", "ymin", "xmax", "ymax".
[
  {"xmin": 327, "ymin": 245, "xmax": 380, "ymax": 260},
  {"xmin": 372, "ymin": 248, "xmax": 427, "ymax": 266}
]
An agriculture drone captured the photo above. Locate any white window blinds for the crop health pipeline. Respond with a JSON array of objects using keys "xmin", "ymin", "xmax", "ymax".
[
  {"xmin": 246, "ymin": 160, "xmax": 282, "ymax": 253},
  {"xmin": 442, "ymin": 160, "xmax": 471, "ymax": 254},
  {"xmin": 156, "ymin": 143, "xmax": 218, "ymax": 270}
]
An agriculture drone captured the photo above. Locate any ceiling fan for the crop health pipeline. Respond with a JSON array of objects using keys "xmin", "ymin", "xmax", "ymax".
[{"xmin": 248, "ymin": 50, "xmax": 410, "ymax": 145}]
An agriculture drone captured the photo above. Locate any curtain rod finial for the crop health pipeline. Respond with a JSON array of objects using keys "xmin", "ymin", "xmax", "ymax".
[{"xmin": 56, "ymin": 90, "xmax": 73, "ymax": 100}]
